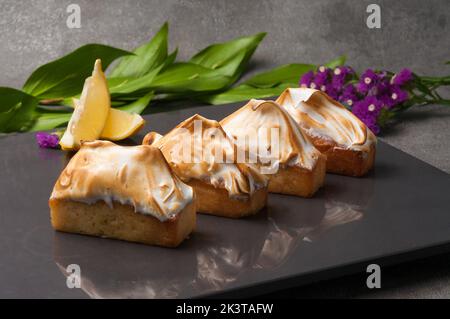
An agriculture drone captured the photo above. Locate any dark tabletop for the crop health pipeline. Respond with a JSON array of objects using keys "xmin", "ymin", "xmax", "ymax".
[
  {"xmin": 0, "ymin": 0, "xmax": 449, "ymax": 298},
  {"xmin": 0, "ymin": 102, "xmax": 449, "ymax": 298}
]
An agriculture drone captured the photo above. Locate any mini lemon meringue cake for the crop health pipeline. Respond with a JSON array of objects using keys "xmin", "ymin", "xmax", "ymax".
[
  {"xmin": 143, "ymin": 114, "xmax": 269, "ymax": 218},
  {"xmin": 49, "ymin": 141, "xmax": 196, "ymax": 247},
  {"xmin": 276, "ymin": 88, "xmax": 376, "ymax": 176},
  {"xmin": 220, "ymin": 99, "xmax": 326, "ymax": 197}
]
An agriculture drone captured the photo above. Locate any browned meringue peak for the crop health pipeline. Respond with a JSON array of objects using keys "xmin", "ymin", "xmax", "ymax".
[
  {"xmin": 220, "ymin": 99, "xmax": 323, "ymax": 172},
  {"xmin": 50, "ymin": 140, "xmax": 193, "ymax": 222},
  {"xmin": 145, "ymin": 114, "xmax": 268, "ymax": 199},
  {"xmin": 276, "ymin": 88, "xmax": 376, "ymax": 151}
]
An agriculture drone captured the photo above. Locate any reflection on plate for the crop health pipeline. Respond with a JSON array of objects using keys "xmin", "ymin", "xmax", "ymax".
[{"xmin": 53, "ymin": 174, "xmax": 374, "ymax": 298}]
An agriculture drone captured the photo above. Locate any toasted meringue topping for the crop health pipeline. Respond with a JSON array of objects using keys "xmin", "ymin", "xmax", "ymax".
[
  {"xmin": 276, "ymin": 88, "xmax": 376, "ymax": 151},
  {"xmin": 51, "ymin": 141, "xmax": 193, "ymax": 222},
  {"xmin": 143, "ymin": 114, "xmax": 268, "ymax": 200},
  {"xmin": 220, "ymin": 99, "xmax": 322, "ymax": 172}
]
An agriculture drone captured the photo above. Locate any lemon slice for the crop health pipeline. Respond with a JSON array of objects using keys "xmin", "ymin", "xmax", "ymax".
[
  {"xmin": 100, "ymin": 108, "xmax": 145, "ymax": 141},
  {"xmin": 70, "ymin": 98, "xmax": 145, "ymax": 141},
  {"xmin": 59, "ymin": 59, "xmax": 110, "ymax": 150}
]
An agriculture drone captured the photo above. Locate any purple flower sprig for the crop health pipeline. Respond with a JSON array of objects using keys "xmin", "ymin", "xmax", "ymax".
[
  {"xmin": 36, "ymin": 132, "xmax": 60, "ymax": 149},
  {"xmin": 299, "ymin": 64, "xmax": 450, "ymax": 135}
]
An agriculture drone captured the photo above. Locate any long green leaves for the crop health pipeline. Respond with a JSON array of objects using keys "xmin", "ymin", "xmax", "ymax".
[
  {"xmin": 195, "ymin": 63, "xmax": 316, "ymax": 104},
  {"xmin": 147, "ymin": 33, "xmax": 267, "ymax": 95},
  {"xmin": 190, "ymin": 33, "xmax": 266, "ymax": 81},
  {"xmin": 22, "ymin": 44, "xmax": 131, "ymax": 99},
  {"xmin": 199, "ymin": 84, "xmax": 290, "ymax": 105},
  {"xmin": 116, "ymin": 91, "xmax": 154, "ymax": 113},
  {"xmin": 243, "ymin": 64, "xmax": 316, "ymax": 88},
  {"xmin": 0, "ymin": 87, "xmax": 37, "ymax": 133},
  {"xmin": 109, "ymin": 23, "xmax": 169, "ymax": 78},
  {"xmin": 30, "ymin": 110, "xmax": 72, "ymax": 132},
  {"xmin": 195, "ymin": 56, "xmax": 348, "ymax": 104},
  {"xmin": 150, "ymin": 63, "xmax": 231, "ymax": 93},
  {"xmin": 109, "ymin": 65, "xmax": 163, "ymax": 95}
]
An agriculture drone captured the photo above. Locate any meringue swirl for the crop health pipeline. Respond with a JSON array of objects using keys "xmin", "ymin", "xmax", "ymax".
[
  {"xmin": 276, "ymin": 88, "xmax": 376, "ymax": 151},
  {"xmin": 51, "ymin": 141, "xmax": 194, "ymax": 222},
  {"xmin": 145, "ymin": 114, "xmax": 268, "ymax": 200},
  {"xmin": 220, "ymin": 99, "xmax": 322, "ymax": 171}
]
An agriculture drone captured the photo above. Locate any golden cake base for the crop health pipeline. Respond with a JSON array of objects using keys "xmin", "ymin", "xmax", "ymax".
[
  {"xmin": 310, "ymin": 136, "xmax": 376, "ymax": 177},
  {"xmin": 49, "ymin": 199, "xmax": 196, "ymax": 247},
  {"xmin": 187, "ymin": 179, "xmax": 268, "ymax": 218},
  {"xmin": 267, "ymin": 154, "xmax": 327, "ymax": 197}
]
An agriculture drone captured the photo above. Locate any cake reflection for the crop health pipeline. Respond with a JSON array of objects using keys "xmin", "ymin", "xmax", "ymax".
[{"xmin": 53, "ymin": 174, "xmax": 373, "ymax": 298}]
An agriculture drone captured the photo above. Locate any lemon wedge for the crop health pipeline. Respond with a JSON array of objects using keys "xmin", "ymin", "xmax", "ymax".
[
  {"xmin": 60, "ymin": 59, "xmax": 146, "ymax": 150},
  {"xmin": 71, "ymin": 98, "xmax": 145, "ymax": 141},
  {"xmin": 100, "ymin": 108, "xmax": 145, "ymax": 141},
  {"xmin": 59, "ymin": 59, "xmax": 110, "ymax": 150}
]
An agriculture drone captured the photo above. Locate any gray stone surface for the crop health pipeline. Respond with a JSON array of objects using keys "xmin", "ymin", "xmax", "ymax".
[{"xmin": 0, "ymin": 0, "xmax": 449, "ymax": 298}]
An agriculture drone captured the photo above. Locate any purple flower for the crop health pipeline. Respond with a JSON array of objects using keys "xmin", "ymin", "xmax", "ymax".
[
  {"xmin": 331, "ymin": 66, "xmax": 352, "ymax": 91},
  {"xmin": 379, "ymin": 85, "xmax": 409, "ymax": 108},
  {"xmin": 392, "ymin": 68, "xmax": 413, "ymax": 86},
  {"xmin": 339, "ymin": 84, "xmax": 359, "ymax": 106},
  {"xmin": 390, "ymin": 86, "xmax": 408, "ymax": 103},
  {"xmin": 320, "ymin": 84, "xmax": 339, "ymax": 100},
  {"xmin": 369, "ymin": 77, "xmax": 390, "ymax": 97},
  {"xmin": 36, "ymin": 132, "xmax": 60, "ymax": 149},
  {"xmin": 357, "ymin": 69, "xmax": 378, "ymax": 94},
  {"xmin": 351, "ymin": 96, "xmax": 382, "ymax": 134},
  {"xmin": 299, "ymin": 70, "xmax": 314, "ymax": 88},
  {"xmin": 313, "ymin": 66, "xmax": 331, "ymax": 87},
  {"xmin": 353, "ymin": 96, "xmax": 382, "ymax": 116},
  {"xmin": 331, "ymin": 75, "xmax": 346, "ymax": 92}
]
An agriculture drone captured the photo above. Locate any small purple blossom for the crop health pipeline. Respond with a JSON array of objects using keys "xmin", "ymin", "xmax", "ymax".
[
  {"xmin": 379, "ymin": 85, "xmax": 409, "ymax": 108},
  {"xmin": 339, "ymin": 84, "xmax": 358, "ymax": 106},
  {"xmin": 373, "ymin": 77, "xmax": 391, "ymax": 96},
  {"xmin": 332, "ymin": 66, "xmax": 354, "ymax": 90},
  {"xmin": 313, "ymin": 67, "xmax": 331, "ymax": 87},
  {"xmin": 357, "ymin": 69, "xmax": 378, "ymax": 94},
  {"xmin": 331, "ymin": 75, "xmax": 346, "ymax": 92},
  {"xmin": 299, "ymin": 70, "xmax": 315, "ymax": 88},
  {"xmin": 392, "ymin": 68, "xmax": 413, "ymax": 86},
  {"xmin": 390, "ymin": 86, "xmax": 408, "ymax": 103},
  {"xmin": 351, "ymin": 96, "xmax": 382, "ymax": 134},
  {"xmin": 320, "ymin": 84, "xmax": 339, "ymax": 100},
  {"xmin": 36, "ymin": 132, "xmax": 60, "ymax": 149}
]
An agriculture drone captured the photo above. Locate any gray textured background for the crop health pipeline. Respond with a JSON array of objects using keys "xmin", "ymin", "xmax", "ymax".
[{"xmin": 0, "ymin": 0, "xmax": 449, "ymax": 298}]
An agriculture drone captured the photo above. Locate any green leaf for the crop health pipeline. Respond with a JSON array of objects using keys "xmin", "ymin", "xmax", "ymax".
[
  {"xmin": 161, "ymin": 48, "xmax": 178, "ymax": 70},
  {"xmin": 23, "ymin": 44, "xmax": 131, "ymax": 99},
  {"xmin": 198, "ymin": 84, "xmax": 289, "ymax": 105},
  {"xmin": 0, "ymin": 87, "xmax": 38, "ymax": 133},
  {"xmin": 213, "ymin": 50, "xmax": 248, "ymax": 78},
  {"xmin": 109, "ymin": 64, "xmax": 164, "ymax": 95},
  {"xmin": 420, "ymin": 75, "xmax": 450, "ymax": 85},
  {"xmin": 413, "ymin": 76, "xmax": 434, "ymax": 97},
  {"xmin": 190, "ymin": 32, "xmax": 266, "ymax": 79},
  {"xmin": 150, "ymin": 62, "xmax": 231, "ymax": 93},
  {"xmin": 116, "ymin": 91, "xmax": 154, "ymax": 114},
  {"xmin": 243, "ymin": 64, "xmax": 316, "ymax": 88},
  {"xmin": 30, "ymin": 111, "xmax": 72, "ymax": 132},
  {"xmin": 324, "ymin": 55, "xmax": 346, "ymax": 68},
  {"xmin": 109, "ymin": 23, "xmax": 169, "ymax": 78}
]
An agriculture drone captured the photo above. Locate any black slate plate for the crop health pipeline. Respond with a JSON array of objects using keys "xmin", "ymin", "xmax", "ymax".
[{"xmin": 0, "ymin": 102, "xmax": 449, "ymax": 298}]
